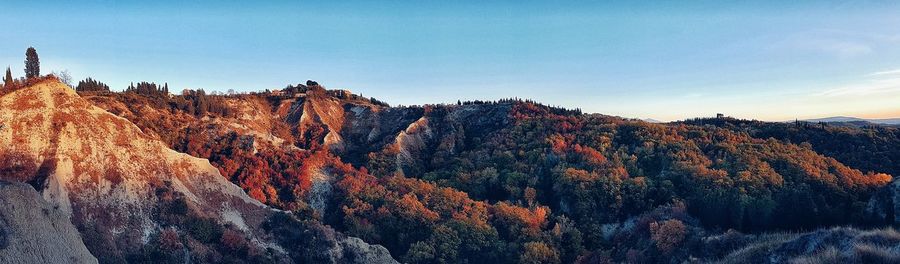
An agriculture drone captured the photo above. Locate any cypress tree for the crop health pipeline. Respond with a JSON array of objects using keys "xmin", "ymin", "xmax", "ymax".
[
  {"xmin": 76, "ymin": 77, "xmax": 110, "ymax": 92},
  {"xmin": 24, "ymin": 47, "xmax": 40, "ymax": 79},
  {"xmin": 3, "ymin": 67, "xmax": 12, "ymax": 90}
]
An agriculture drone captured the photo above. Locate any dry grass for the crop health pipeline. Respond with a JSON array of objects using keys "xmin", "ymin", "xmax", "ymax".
[
  {"xmin": 713, "ymin": 227, "xmax": 900, "ymax": 264},
  {"xmin": 854, "ymin": 243, "xmax": 900, "ymax": 264},
  {"xmin": 788, "ymin": 247, "xmax": 843, "ymax": 264},
  {"xmin": 855, "ymin": 227, "xmax": 900, "ymax": 246}
]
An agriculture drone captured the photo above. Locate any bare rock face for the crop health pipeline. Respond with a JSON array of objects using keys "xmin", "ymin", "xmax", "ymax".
[
  {"xmin": 337, "ymin": 236, "xmax": 399, "ymax": 264},
  {"xmin": 0, "ymin": 181, "xmax": 98, "ymax": 264},
  {"xmin": 341, "ymin": 103, "xmax": 513, "ymax": 176}
]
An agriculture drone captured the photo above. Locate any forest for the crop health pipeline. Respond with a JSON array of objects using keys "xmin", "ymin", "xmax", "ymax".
[{"xmin": 70, "ymin": 79, "xmax": 899, "ymax": 263}]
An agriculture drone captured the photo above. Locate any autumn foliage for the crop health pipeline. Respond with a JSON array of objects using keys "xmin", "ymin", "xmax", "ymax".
[{"xmin": 80, "ymin": 82, "xmax": 897, "ymax": 264}]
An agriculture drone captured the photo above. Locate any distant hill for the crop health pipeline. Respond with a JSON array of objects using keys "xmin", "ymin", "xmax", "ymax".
[{"xmin": 801, "ymin": 116, "xmax": 900, "ymax": 126}]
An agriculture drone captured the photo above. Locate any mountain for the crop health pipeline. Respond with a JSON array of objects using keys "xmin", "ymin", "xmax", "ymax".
[
  {"xmin": 0, "ymin": 79, "xmax": 397, "ymax": 263},
  {"xmin": 641, "ymin": 118, "xmax": 664, "ymax": 123},
  {"xmin": 801, "ymin": 116, "xmax": 900, "ymax": 126},
  {"xmin": 804, "ymin": 116, "xmax": 868, "ymax": 123},
  {"xmin": 74, "ymin": 80, "xmax": 900, "ymax": 263}
]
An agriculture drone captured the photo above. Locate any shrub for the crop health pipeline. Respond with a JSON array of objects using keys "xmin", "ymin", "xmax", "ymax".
[
  {"xmin": 0, "ymin": 151, "xmax": 38, "ymax": 183},
  {"xmin": 158, "ymin": 228, "xmax": 183, "ymax": 251},
  {"xmin": 649, "ymin": 219, "xmax": 687, "ymax": 254},
  {"xmin": 187, "ymin": 218, "xmax": 223, "ymax": 243},
  {"xmin": 220, "ymin": 229, "xmax": 248, "ymax": 252}
]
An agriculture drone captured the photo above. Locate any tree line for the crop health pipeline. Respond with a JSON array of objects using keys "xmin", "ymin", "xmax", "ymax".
[{"xmin": 2, "ymin": 47, "xmax": 41, "ymax": 95}]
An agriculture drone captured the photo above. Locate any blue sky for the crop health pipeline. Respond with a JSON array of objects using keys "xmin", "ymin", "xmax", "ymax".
[{"xmin": 3, "ymin": 1, "xmax": 900, "ymax": 121}]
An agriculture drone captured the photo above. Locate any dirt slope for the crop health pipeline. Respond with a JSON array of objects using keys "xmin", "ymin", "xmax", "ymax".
[{"xmin": 0, "ymin": 181, "xmax": 97, "ymax": 264}]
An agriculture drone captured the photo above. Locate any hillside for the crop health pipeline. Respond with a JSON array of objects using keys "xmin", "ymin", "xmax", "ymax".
[
  {"xmin": 682, "ymin": 117, "xmax": 900, "ymax": 185},
  {"xmin": 0, "ymin": 79, "xmax": 397, "ymax": 263},
  {"xmin": 74, "ymin": 80, "xmax": 900, "ymax": 263}
]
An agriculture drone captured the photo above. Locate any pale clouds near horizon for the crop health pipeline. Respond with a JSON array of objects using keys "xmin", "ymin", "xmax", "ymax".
[
  {"xmin": 818, "ymin": 71, "xmax": 900, "ymax": 97},
  {"xmin": 785, "ymin": 69, "xmax": 900, "ymax": 121},
  {"xmin": 867, "ymin": 69, "xmax": 900, "ymax": 76}
]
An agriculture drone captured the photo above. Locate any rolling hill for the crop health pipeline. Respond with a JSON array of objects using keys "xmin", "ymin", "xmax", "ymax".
[{"xmin": 2, "ymin": 78, "xmax": 900, "ymax": 263}]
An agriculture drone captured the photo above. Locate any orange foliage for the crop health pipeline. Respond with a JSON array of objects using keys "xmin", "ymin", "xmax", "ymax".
[
  {"xmin": 548, "ymin": 134, "xmax": 567, "ymax": 154},
  {"xmin": 562, "ymin": 168, "xmax": 597, "ymax": 183},
  {"xmin": 491, "ymin": 202, "xmax": 549, "ymax": 237},
  {"xmin": 857, "ymin": 173, "xmax": 892, "ymax": 187},
  {"xmin": 393, "ymin": 193, "xmax": 440, "ymax": 222},
  {"xmin": 573, "ymin": 144, "xmax": 607, "ymax": 165}
]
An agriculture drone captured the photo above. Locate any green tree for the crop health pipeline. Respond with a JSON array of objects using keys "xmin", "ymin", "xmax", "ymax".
[
  {"xmin": 76, "ymin": 77, "xmax": 110, "ymax": 92},
  {"xmin": 520, "ymin": 242, "xmax": 560, "ymax": 264},
  {"xmin": 3, "ymin": 67, "xmax": 12, "ymax": 90},
  {"xmin": 25, "ymin": 47, "xmax": 40, "ymax": 79}
]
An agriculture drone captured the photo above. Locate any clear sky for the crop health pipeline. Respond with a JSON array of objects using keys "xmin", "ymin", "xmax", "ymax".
[{"xmin": 3, "ymin": 1, "xmax": 900, "ymax": 121}]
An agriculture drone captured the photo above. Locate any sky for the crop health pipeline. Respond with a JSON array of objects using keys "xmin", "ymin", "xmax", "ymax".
[{"xmin": 2, "ymin": 1, "xmax": 900, "ymax": 121}]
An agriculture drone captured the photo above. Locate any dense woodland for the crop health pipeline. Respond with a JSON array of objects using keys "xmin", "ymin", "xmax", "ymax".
[
  {"xmin": 683, "ymin": 117, "xmax": 900, "ymax": 177},
  {"xmin": 75, "ymin": 81, "xmax": 899, "ymax": 263}
]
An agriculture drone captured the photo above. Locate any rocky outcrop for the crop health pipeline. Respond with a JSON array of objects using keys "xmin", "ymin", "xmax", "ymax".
[
  {"xmin": 348, "ymin": 103, "xmax": 513, "ymax": 176},
  {"xmin": 337, "ymin": 236, "xmax": 399, "ymax": 264},
  {"xmin": 0, "ymin": 181, "xmax": 97, "ymax": 264}
]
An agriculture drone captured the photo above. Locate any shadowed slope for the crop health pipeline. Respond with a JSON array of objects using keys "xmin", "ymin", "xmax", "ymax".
[{"xmin": 0, "ymin": 181, "xmax": 97, "ymax": 264}]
